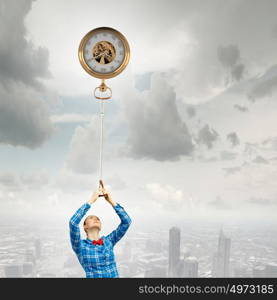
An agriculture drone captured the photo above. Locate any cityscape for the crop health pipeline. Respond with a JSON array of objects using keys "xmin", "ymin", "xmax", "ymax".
[{"xmin": 0, "ymin": 216, "xmax": 276, "ymax": 278}]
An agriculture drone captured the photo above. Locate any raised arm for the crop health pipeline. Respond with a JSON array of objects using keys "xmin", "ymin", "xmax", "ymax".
[
  {"xmin": 106, "ymin": 203, "xmax": 132, "ymax": 246},
  {"xmin": 69, "ymin": 202, "xmax": 91, "ymax": 254},
  {"xmin": 69, "ymin": 188, "xmax": 102, "ymax": 254}
]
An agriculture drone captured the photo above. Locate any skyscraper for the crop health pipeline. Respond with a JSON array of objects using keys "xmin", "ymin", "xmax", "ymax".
[
  {"xmin": 22, "ymin": 262, "xmax": 34, "ymax": 277},
  {"xmin": 25, "ymin": 248, "xmax": 36, "ymax": 266},
  {"xmin": 168, "ymin": 226, "xmax": 181, "ymax": 277},
  {"xmin": 212, "ymin": 228, "xmax": 231, "ymax": 277},
  {"xmin": 179, "ymin": 256, "xmax": 199, "ymax": 277},
  {"xmin": 264, "ymin": 263, "xmax": 277, "ymax": 277}
]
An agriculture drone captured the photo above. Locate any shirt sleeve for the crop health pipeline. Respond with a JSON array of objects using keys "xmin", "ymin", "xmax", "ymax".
[
  {"xmin": 106, "ymin": 203, "xmax": 132, "ymax": 246},
  {"xmin": 69, "ymin": 202, "xmax": 91, "ymax": 254}
]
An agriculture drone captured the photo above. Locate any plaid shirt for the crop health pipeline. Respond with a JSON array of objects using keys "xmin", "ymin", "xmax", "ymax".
[{"xmin": 69, "ymin": 202, "xmax": 132, "ymax": 278}]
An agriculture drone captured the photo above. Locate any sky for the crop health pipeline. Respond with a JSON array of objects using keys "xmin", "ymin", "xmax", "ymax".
[{"xmin": 0, "ymin": 0, "xmax": 277, "ymax": 236}]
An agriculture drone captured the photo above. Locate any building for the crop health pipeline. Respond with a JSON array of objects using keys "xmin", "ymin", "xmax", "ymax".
[
  {"xmin": 168, "ymin": 227, "xmax": 181, "ymax": 277},
  {"xmin": 252, "ymin": 266, "xmax": 265, "ymax": 277},
  {"xmin": 145, "ymin": 266, "xmax": 167, "ymax": 277},
  {"xmin": 179, "ymin": 256, "xmax": 198, "ymax": 277},
  {"xmin": 22, "ymin": 262, "xmax": 34, "ymax": 277},
  {"xmin": 264, "ymin": 263, "xmax": 277, "ymax": 277},
  {"xmin": 25, "ymin": 248, "xmax": 36, "ymax": 266},
  {"xmin": 212, "ymin": 228, "xmax": 231, "ymax": 277},
  {"xmin": 4, "ymin": 264, "xmax": 23, "ymax": 278}
]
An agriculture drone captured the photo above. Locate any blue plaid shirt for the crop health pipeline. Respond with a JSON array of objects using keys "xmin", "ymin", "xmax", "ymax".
[{"xmin": 69, "ymin": 202, "xmax": 132, "ymax": 278}]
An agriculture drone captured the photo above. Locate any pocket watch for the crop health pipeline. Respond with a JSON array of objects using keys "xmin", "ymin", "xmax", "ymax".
[{"xmin": 78, "ymin": 27, "xmax": 130, "ymax": 99}]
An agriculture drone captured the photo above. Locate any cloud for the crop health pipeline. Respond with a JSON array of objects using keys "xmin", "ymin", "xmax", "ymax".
[
  {"xmin": 186, "ymin": 105, "xmax": 197, "ymax": 118},
  {"xmin": 0, "ymin": 0, "xmax": 51, "ymax": 87},
  {"xmin": 0, "ymin": 82, "xmax": 56, "ymax": 148},
  {"xmin": 252, "ymin": 155, "xmax": 269, "ymax": 164},
  {"xmin": 261, "ymin": 136, "xmax": 277, "ymax": 150},
  {"xmin": 53, "ymin": 167, "xmax": 96, "ymax": 192},
  {"xmin": 50, "ymin": 113, "xmax": 92, "ymax": 124},
  {"xmin": 20, "ymin": 169, "xmax": 50, "ymax": 188},
  {"xmin": 208, "ymin": 195, "xmax": 231, "ymax": 210},
  {"xmin": 222, "ymin": 166, "xmax": 241, "ymax": 176},
  {"xmin": 0, "ymin": 0, "xmax": 56, "ymax": 148},
  {"xmin": 165, "ymin": 0, "xmax": 277, "ymax": 104},
  {"xmin": 122, "ymin": 72, "xmax": 194, "ymax": 161},
  {"xmin": 145, "ymin": 183, "xmax": 185, "ymax": 211},
  {"xmin": 0, "ymin": 169, "xmax": 50, "ymax": 191},
  {"xmin": 65, "ymin": 116, "xmax": 100, "ymax": 174},
  {"xmin": 231, "ymin": 63, "xmax": 245, "ymax": 82},
  {"xmin": 273, "ymin": 23, "xmax": 277, "ymax": 38},
  {"xmin": 0, "ymin": 171, "xmax": 21, "ymax": 191},
  {"xmin": 104, "ymin": 174, "xmax": 127, "ymax": 190},
  {"xmin": 220, "ymin": 150, "xmax": 237, "ymax": 161},
  {"xmin": 233, "ymin": 104, "xmax": 249, "ymax": 112},
  {"xmin": 217, "ymin": 45, "xmax": 245, "ymax": 83},
  {"xmin": 226, "ymin": 132, "xmax": 240, "ymax": 147},
  {"xmin": 247, "ymin": 196, "xmax": 277, "ymax": 206},
  {"xmin": 247, "ymin": 64, "xmax": 277, "ymax": 101},
  {"xmin": 196, "ymin": 124, "xmax": 219, "ymax": 149},
  {"xmin": 217, "ymin": 45, "xmax": 240, "ymax": 68},
  {"xmin": 134, "ymin": 72, "xmax": 152, "ymax": 92}
]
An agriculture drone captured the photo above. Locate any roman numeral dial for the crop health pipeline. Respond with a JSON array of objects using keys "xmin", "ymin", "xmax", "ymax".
[{"xmin": 78, "ymin": 27, "xmax": 130, "ymax": 79}]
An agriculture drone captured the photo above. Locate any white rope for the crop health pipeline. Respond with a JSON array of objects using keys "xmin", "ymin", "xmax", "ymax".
[{"xmin": 99, "ymin": 99, "xmax": 105, "ymax": 182}]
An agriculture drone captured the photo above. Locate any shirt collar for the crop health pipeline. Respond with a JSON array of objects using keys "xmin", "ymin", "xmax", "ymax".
[{"xmin": 85, "ymin": 235, "xmax": 105, "ymax": 243}]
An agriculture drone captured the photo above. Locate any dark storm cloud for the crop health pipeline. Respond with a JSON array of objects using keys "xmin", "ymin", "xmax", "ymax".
[
  {"xmin": 127, "ymin": 0, "xmax": 277, "ymax": 105},
  {"xmin": 0, "ymin": 0, "xmax": 51, "ymax": 87},
  {"xmin": 196, "ymin": 124, "xmax": 219, "ymax": 149},
  {"xmin": 217, "ymin": 45, "xmax": 245, "ymax": 83},
  {"xmin": 0, "ymin": 0, "xmax": 55, "ymax": 148},
  {"xmin": 123, "ymin": 72, "xmax": 194, "ymax": 161},
  {"xmin": 226, "ymin": 132, "xmax": 240, "ymax": 147},
  {"xmin": 233, "ymin": 104, "xmax": 249, "ymax": 112}
]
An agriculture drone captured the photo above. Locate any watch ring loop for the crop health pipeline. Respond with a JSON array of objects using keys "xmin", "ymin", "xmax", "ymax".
[{"xmin": 94, "ymin": 86, "xmax": 112, "ymax": 100}]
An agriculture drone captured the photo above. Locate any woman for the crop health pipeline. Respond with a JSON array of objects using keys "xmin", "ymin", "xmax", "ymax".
[{"xmin": 69, "ymin": 186, "xmax": 132, "ymax": 278}]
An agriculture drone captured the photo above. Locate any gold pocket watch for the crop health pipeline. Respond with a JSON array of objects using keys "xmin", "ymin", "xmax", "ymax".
[{"xmin": 78, "ymin": 27, "xmax": 130, "ymax": 99}]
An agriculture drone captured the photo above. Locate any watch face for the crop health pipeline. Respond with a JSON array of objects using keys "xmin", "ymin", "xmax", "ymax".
[{"xmin": 78, "ymin": 27, "xmax": 130, "ymax": 79}]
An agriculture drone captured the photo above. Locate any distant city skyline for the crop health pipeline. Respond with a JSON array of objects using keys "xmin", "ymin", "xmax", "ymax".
[{"xmin": 1, "ymin": 217, "xmax": 276, "ymax": 278}]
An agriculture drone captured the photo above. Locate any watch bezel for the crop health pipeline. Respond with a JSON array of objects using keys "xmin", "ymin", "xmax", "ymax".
[{"xmin": 78, "ymin": 27, "xmax": 130, "ymax": 79}]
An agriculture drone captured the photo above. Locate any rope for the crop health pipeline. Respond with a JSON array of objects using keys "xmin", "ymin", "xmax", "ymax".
[{"xmin": 99, "ymin": 99, "xmax": 105, "ymax": 183}]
